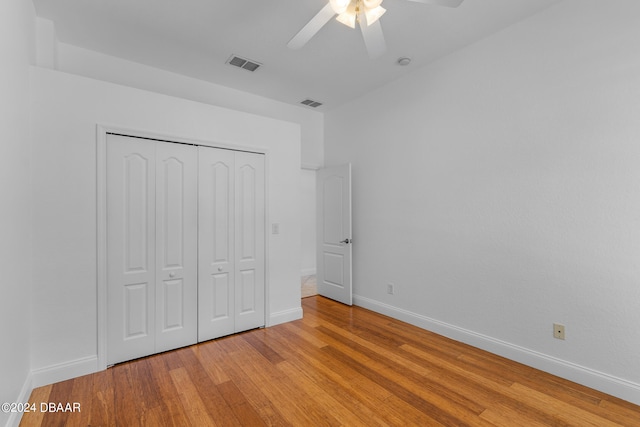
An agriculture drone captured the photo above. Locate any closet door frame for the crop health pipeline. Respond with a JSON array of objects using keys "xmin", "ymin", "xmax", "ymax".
[{"xmin": 97, "ymin": 125, "xmax": 270, "ymax": 370}]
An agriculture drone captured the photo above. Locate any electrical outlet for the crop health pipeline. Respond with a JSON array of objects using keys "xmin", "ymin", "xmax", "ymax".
[
  {"xmin": 553, "ymin": 323, "xmax": 565, "ymax": 340},
  {"xmin": 386, "ymin": 283, "xmax": 395, "ymax": 295}
]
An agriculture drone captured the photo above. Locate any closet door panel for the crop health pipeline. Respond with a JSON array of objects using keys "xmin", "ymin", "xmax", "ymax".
[
  {"xmin": 155, "ymin": 142, "xmax": 198, "ymax": 352},
  {"xmin": 124, "ymin": 283, "xmax": 149, "ymax": 338},
  {"xmin": 106, "ymin": 135, "xmax": 156, "ymax": 365},
  {"xmin": 239, "ymin": 270, "xmax": 256, "ymax": 313},
  {"xmin": 198, "ymin": 146, "xmax": 235, "ymax": 341},
  {"xmin": 234, "ymin": 152, "xmax": 265, "ymax": 332}
]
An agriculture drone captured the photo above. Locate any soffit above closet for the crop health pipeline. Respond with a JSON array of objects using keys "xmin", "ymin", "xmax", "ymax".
[{"xmin": 32, "ymin": 0, "xmax": 564, "ymax": 111}]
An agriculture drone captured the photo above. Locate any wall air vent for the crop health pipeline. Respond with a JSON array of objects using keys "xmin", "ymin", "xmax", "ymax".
[
  {"xmin": 226, "ymin": 54, "xmax": 262, "ymax": 72},
  {"xmin": 300, "ymin": 99, "xmax": 323, "ymax": 108}
]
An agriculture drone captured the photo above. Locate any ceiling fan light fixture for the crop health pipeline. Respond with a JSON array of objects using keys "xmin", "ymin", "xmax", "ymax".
[
  {"xmin": 287, "ymin": 0, "xmax": 464, "ymax": 59},
  {"xmin": 330, "ymin": 0, "xmax": 351, "ymax": 14},
  {"xmin": 364, "ymin": 6, "xmax": 386, "ymax": 26},
  {"xmin": 362, "ymin": 0, "xmax": 383, "ymax": 9},
  {"xmin": 336, "ymin": 12, "xmax": 357, "ymax": 28}
]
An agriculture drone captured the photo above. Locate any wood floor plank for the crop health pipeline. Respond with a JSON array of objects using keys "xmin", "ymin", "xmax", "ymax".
[
  {"xmin": 176, "ymin": 346, "xmax": 241, "ymax": 426},
  {"xmin": 479, "ymin": 403, "xmax": 557, "ymax": 427},
  {"xmin": 129, "ymin": 358, "xmax": 164, "ymax": 415},
  {"xmin": 19, "ymin": 385, "xmax": 51, "ymax": 427},
  {"xmin": 112, "ymin": 362, "xmax": 143, "ymax": 427},
  {"xmin": 20, "ymin": 296, "xmax": 640, "ymax": 427},
  {"xmin": 276, "ymin": 360, "xmax": 372, "ymax": 427},
  {"xmin": 258, "ymin": 324, "xmax": 433, "ymax": 426},
  {"xmin": 88, "ymin": 368, "xmax": 115, "ymax": 427},
  {"xmin": 242, "ymin": 331, "xmax": 287, "ymax": 364},
  {"xmin": 169, "ymin": 367, "xmax": 217, "ymax": 426},
  {"xmin": 315, "ymin": 324, "xmax": 499, "ymax": 426},
  {"xmin": 197, "ymin": 336, "xmax": 292, "ymax": 426},
  {"xmin": 218, "ymin": 336, "xmax": 341, "ymax": 426},
  {"xmin": 191, "ymin": 342, "xmax": 230, "ymax": 385},
  {"xmin": 282, "ymin": 321, "xmax": 328, "ymax": 348},
  {"xmin": 268, "ymin": 324, "xmax": 438, "ymax": 426},
  {"xmin": 319, "ymin": 321, "xmax": 498, "ymax": 419},
  {"xmin": 412, "ymin": 340, "xmax": 632, "ymax": 427},
  {"xmin": 41, "ymin": 376, "xmax": 75, "ymax": 427},
  {"xmin": 64, "ymin": 373, "xmax": 93, "ymax": 427},
  {"xmin": 146, "ymin": 354, "xmax": 192, "ymax": 427},
  {"xmin": 216, "ymin": 380, "xmax": 267, "ymax": 427},
  {"xmin": 508, "ymin": 382, "xmax": 625, "ymax": 427},
  {"xmin": 322, "ymin": 344, "xmax": 495, "ymax": 427},
  {"xmin": 399, "ymin": 343, "xmax": 576, "ymax": 426},
  {"xmin": 598, "ymin": 399, "xmax": 640, "ymax": 426}
]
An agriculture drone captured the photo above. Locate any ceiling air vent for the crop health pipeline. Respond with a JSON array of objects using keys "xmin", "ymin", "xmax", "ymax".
[
  {"xmin": 226, "ymin": 54, "xmax": 261, "ymax": 72},
  {"xmin": 300, "ymin": 99, "xmax": 323, "ymax": 108}
]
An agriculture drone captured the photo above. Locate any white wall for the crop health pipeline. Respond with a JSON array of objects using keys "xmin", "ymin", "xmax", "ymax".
[
  {"xmin": 56, "ymin": 43, "xmax": 324, "ymax": 169},
  {"xmin": 325, "ymin": 0, "xmax": 640, "ymax": 404},
  {"xmin": 29, "ymin": 67, "xmax": 302, "ymax": 385},
  {"xmin": 0, "ymin": 1, "xmax": 35, "ymax": 426},
  {"xmin": 35, "ymin": 17, "xmax": 57, "ymax": 69}
]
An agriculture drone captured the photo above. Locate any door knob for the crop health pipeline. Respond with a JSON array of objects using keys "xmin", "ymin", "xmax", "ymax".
[
  {"xmin": 340, "ymin": 238, "xmax": 352, "ymax": 244},
  {"xmin": 218, "ymin": 267, "xmax": 223, "ymax": 272},
  {"xmin": 169, "ymin": 272, "xmax": 176, "ymax": 278}
]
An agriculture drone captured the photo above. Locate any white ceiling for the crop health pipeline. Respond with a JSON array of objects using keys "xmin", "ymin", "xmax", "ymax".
[{"xmin": 32, "ymin": 0, "xmax": 564, "ymax": 111}]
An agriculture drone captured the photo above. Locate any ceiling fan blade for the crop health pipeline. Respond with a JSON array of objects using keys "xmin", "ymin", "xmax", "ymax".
[
  {"xmin": 405, "ymin": 0, "xmax": 464, "ymax": 8},
  {"xmin": 360, "ymin": 18, "xmax": 386, "ymax": 59},
  {"xmin": 287, "ymin": 3, "xmax": 336, "ymax": 50}
]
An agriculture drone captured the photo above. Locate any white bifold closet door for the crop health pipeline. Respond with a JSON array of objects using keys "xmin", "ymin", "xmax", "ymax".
[
  {"xmin": 106, "ymin": 135, "xmax": 198, "ymax": 365},
  {"xmin": 198, "ymin": 146, "xmax": 265, "ymax": 341},
  {"xmin": 106, "ymin": 135, "xmax": 265, "ymax": 365}
]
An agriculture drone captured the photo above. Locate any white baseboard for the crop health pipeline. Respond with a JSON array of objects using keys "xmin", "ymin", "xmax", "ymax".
[
  {"xmin": 353, "ymin": 294, "xmax": 640, "ymax": 406},
  {"xmin": 4, "ymin": 373, "xmax": 33, "ymax": 427},
  {"xmin": 300, "ymin": 268, "xmax": 316, "ymax": 277},
  {"xmin": 31, "ymin": 355, "xmax": 99, "ymax": 389},
  {"xmin": 268, "ymin": 306, "xmax": 303, "ymax": 327}
]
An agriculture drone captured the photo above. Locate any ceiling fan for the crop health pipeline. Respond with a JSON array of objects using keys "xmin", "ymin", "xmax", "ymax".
[{"xmin": 287, "ymin": 0, "xmax": 464, "ymax": 59}]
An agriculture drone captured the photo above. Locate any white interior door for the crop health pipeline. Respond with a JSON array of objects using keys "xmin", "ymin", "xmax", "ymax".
[
  {"xmin": 106, "ymin": 135, "xmax": 198, "ymax": 365},
  {"xmin": 234, "ymin": 151, "xmax": 265, "ymax": 332},
  {"xmin": 107, "ymin": 135, "xmax": 156, "ymax": 364},
  {"xmin": 198, "ymin": 147, "xmax": 265, "ymax": 341},
  {"xmin": 198, "ymin": 147, "xmax": 236, "ymax": 340},
  {"xmin": 316, "ymin": 164, "xmax": 352, "ymax": 305},
  {"xmin": 154, "ymin": 142, "xmax": 198, "ymax": 353}
]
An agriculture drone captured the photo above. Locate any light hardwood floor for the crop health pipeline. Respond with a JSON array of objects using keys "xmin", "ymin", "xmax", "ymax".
[{"xmin": 20, "ymin": 296, "xmax": 640, "ymax": 426}]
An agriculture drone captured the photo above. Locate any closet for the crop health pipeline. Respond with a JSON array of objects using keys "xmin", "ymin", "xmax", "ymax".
[{"xmin": 106, "ymin": 134, "xmax": 265, "ymax": 365}]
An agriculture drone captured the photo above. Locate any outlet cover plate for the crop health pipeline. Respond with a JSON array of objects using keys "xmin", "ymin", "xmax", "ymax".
[{"xmin": 553, "ymin": 323, "xmax": 565, "ymax": 340}]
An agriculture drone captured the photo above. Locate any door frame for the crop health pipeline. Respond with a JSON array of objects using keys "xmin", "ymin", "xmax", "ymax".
[{"xmin": 96, "ymin": 125, "xmax": 270, "ymax": 370}]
